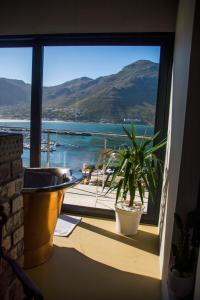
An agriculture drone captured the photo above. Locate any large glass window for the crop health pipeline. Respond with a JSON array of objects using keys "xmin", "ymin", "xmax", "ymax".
[
  {"xmin": 41, "ymin": 46, "xmax": 160, "ymax": 212},
  {"xmin": 0, "ymin": 34, "xmax": 173, "ymax": 224},
  {"xmin": 0, "ymin": 47, "xmax": 32, "ymax": 166}
]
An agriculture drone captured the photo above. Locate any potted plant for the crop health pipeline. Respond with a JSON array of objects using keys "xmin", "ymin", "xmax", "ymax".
[
  {"xmin": 82, "ymin": 164, "xmax": 95, "ymax": 184},
  {"xmin": 104, "ymin": 124, "xmax": 166, "ymax": 236},
  {"xmin": 168, "ymin": 211, "xmax": 200, "ymax": 298}
]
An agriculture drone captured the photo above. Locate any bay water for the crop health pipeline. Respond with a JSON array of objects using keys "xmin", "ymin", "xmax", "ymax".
[{"xmin": 0, "ymin": 121, "xmax": 153, "ymax": 169}]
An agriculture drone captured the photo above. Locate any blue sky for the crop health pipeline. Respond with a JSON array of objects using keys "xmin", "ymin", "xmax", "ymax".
[{"xmin": 0, "ymin": 46, "xmax": 160, "ymax": 86}]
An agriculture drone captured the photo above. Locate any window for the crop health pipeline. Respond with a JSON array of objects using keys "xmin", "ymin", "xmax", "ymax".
[
  {"xmin": 0, "ymin": 47, "xmax": 32, "ymax": 166},
  {"xmin": 41, "ymin": 45, "xmax": 160, "ymax": 214},
  {"xmin": 0, "ymin": 34, "xmax": 173, "ymax": 223}
]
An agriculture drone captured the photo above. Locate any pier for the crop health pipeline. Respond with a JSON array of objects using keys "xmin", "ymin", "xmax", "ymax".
[{"xmin": 0, "ymin": 125, "xmax": 149, "ymax": 139}]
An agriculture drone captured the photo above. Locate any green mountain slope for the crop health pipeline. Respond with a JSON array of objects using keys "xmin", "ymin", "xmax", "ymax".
[{"xmin": 0, "ymin": 60, "xmax": 159, "ymax": 124}]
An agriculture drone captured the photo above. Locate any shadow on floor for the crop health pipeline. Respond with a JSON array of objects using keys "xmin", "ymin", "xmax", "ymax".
[
  {"xmin": 79, "ymin": 221, "xmax": 159, "ymax": 255},
  {"xmin": 27, "ymin": 245, "xmax": 161, "ymax": 300}
]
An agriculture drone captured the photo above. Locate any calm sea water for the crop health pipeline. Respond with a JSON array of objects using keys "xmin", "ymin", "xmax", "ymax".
[{"xmin": 0, "ymin": 121, "xmax": 154, "ymax": 169}]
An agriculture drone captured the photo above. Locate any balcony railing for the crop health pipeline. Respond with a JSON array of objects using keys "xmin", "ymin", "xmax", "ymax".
[{"xmin": 0, "ymin": 125, "xmax": 151, "ymax": 215}]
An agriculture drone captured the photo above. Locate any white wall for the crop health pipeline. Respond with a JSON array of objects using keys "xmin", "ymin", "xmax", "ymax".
[
  {"xmin": 194, "ymin": 249, "xmax": 200, "ymax": 300},
  {"xmin": 159, "ymin": 0, "xmax": 196, "ymax": 299},
  {"xmin": 0, "ymin": 0, "xmax": 178, "ymax": 35}
]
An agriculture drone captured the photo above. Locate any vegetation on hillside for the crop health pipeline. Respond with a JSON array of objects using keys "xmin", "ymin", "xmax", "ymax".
[{"xmin": 0, "ymin": 60, "xmax": 158, "ymax": 124}]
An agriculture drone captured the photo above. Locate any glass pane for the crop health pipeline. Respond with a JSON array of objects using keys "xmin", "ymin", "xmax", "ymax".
[
  {"xmin": 42, "ymin": 46, "xmax": 160, "ymax": 212},
  {"xmin": 0, "ymin": 47, "xmax": 32, "ymax": 166}
]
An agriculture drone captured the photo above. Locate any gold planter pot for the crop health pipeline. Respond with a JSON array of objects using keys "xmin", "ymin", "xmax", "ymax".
[
  {"xmin": 23, "ymin": 168, "xmax": 83, "ymax": 269},
  {"xmin": 23, "ymin": 190, "xmax": 64, "ymax": 269}
]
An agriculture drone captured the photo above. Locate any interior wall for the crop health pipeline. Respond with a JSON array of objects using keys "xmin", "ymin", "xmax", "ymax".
[
  {"xmin": 175, "ymin": 0, "xmax": 200, "ymax": 217},
  {"xmin": 194, "ymin": 248, "xmax": 200, "ymax": 300},
  {"xmin": 178, "ymin": 1, "xmax": 200, "ymax": 297},
  {"xmin": 159, "ymin": 0, "xmax": 196, "ymax": 299},
  {"xmin": 0, "ymin": 0, "xmax": 178, "ymax": 35}
]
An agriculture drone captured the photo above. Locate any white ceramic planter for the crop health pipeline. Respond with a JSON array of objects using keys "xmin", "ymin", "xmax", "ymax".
[
  {"xmin": 115, "ymin": 204, "xmax": 144, "ymax": 236},
  {"xmin": 167, "ymin": 268, "xmax": 194, "ymax": 298}
]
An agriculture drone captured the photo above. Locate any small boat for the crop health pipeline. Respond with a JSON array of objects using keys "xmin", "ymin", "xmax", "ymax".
[
  {"xmin": 23, "ymin": 143, "xmax": 30, "ymax": 150},
  {"xmin": 23, "ymin": 142, "xmax": 57, "ymax": 152},
  {"xmin": 41, "ymin": 144, "xmax": 56, "ymax": 152},
  {"xmin": 55, "ymin": 142, "xmax": 63, "ymax": 147}
]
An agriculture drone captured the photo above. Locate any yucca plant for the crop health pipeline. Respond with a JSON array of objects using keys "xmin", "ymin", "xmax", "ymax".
[{"xmin": 104, "ymin": 124, "xmax": 166, "ymax": 208}]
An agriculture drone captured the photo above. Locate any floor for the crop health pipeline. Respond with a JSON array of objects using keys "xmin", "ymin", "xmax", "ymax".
[
  {"xmin": 26, "ymin": 217, "xmax": 161, "ymax": 300},
  {"xmin": 64, "ymin": 181, "xmax": 148, "ymax": 212}
]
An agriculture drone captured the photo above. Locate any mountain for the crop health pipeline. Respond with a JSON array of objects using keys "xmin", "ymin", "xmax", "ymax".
[
  {"xmin": 0, "ymin": 60, "xmax": 159, "ymax": 124},
  {"xmin": 0, "ymin": 78, "xmax": 31, "ymax": 106}
]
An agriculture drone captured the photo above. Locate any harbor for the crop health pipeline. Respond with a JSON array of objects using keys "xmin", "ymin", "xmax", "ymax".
[
  {"xmin": 0, "ymin": 121, "xmax": 153, "ymax": 169},
  {"xmin": 0, "ymin": 120, "xmax": 151, "ymax": 211},
  {"xmin": 0, "ymin": 125, "xmax": 150, "ymax": 138}
]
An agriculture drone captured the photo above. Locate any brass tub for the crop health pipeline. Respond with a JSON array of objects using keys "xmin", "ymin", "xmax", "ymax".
[{"xmin": 23, "ymin": 168, "xmax": 83, "ymax": 269}]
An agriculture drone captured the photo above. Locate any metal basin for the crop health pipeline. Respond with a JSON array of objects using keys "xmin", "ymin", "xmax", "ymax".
[{"xmin": 22, "ymin": 168, "xmax": 83, "ymax": 269}]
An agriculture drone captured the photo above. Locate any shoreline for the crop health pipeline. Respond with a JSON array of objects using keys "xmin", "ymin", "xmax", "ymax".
[
  {"xmin": 0, "ymin": 118, "xmax": 30, "ymax": 122},
  {"xmin": 0, "ymin": 119, "xmax": 65, "ymax": 123},
  {"xmin": 0, "ymin": 119, "xmax": 152, "ymax": 127}
]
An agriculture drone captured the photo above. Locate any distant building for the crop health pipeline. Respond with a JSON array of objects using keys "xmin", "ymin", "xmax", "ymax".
[{"xmin": 123, "ymin": 118, "xmax": 141, "ymax": 123}]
